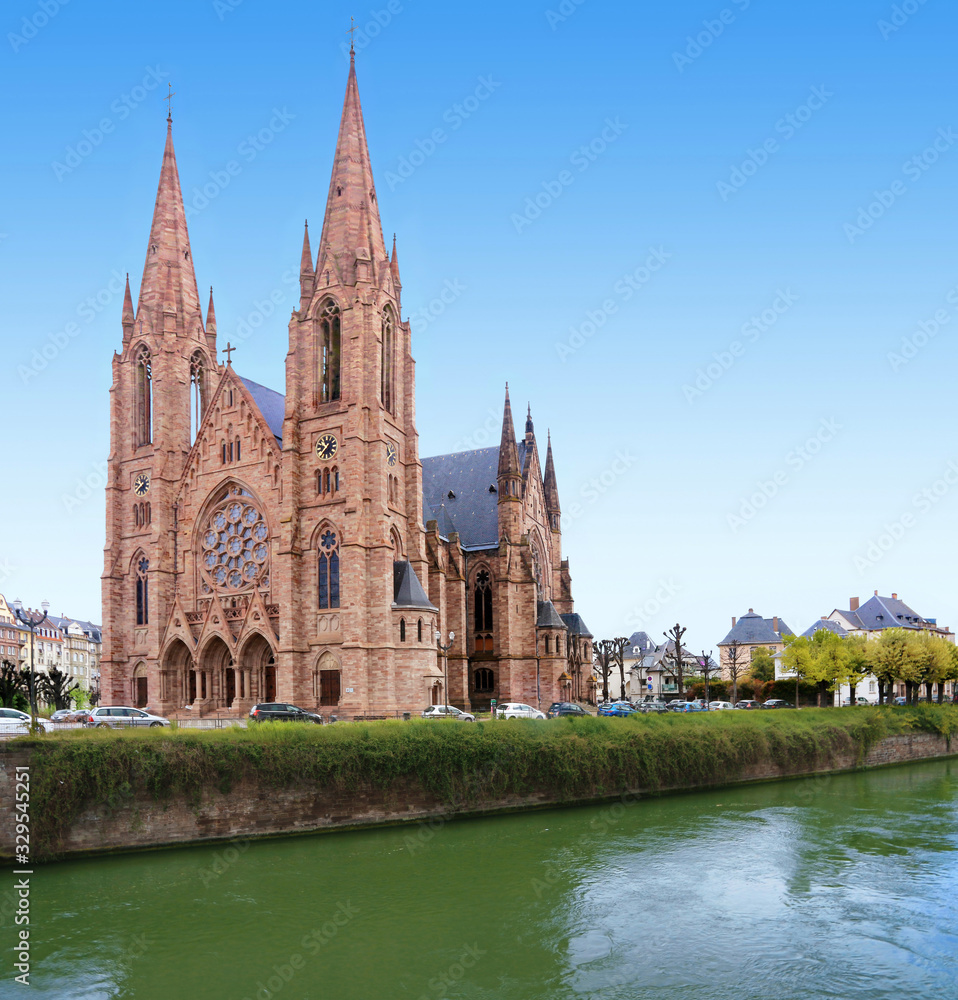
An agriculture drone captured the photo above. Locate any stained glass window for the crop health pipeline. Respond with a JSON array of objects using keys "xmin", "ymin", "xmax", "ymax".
[
  {"xmin": 318, "ymin": 528, "xmax": 340, "ymax": 609},
  {"xmin": 200, "ymin": 487, "xmax": 270, "ymax": 593}
]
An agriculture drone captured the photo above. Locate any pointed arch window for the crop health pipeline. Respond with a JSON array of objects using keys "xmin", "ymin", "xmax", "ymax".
[
  {"xmin": 381, "ymin": 308, "xmax": 394, "ymax": 412},
  {"xmin": 474, "ymin": 667, "xmax": 494, "ymax": 693},
  {"xmin": 318, "ymin": 527, "xmax": 340, "ymax": 609},
  {"xmin": 474, "ymin": 568, "xmax": 494, "ymax": 653},
  {"xmin": 190, "ymin": 351, "xmax": 208, "ymax": 443},
  {"xmin": 400, "ymin": 618, "xmax": 406, "ymax": 642},
  {"xmin": 317, "ymin": 300, "xmax": 342, "ymax": 405},
  {"xmin": 135, "ymin": 556, "xmax": 149, "ymax": 625},
  {"xmin": 134, "ymin": 345, "xmax": 152, "ymax": 447},
  {"xmin": 417, "ymin": 618, "xmax": 423, "ymax": 643}
]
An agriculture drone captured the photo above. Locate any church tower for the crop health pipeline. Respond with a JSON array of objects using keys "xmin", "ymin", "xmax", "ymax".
[
  {"xmin": 101, "ymin": 112, "xmax": 217, "ymax": 705},
  {"xmin": 279, "ymin": 47, "xmax": 439, "ymax": 712}
]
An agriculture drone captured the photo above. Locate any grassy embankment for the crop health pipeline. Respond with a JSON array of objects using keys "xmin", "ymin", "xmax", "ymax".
[{"xmin": 15, "ymin": 705, "xmax": 958, "ymax": 860}]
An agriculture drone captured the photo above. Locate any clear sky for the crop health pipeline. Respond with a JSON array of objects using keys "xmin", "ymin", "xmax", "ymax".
[{"xmin": 2, "ymin": 0, "xmax": 958, "ymax": 653}]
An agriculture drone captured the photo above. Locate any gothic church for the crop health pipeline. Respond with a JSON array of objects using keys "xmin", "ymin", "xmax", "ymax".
[{"xmin": 101, "ymin": 52, "xmax": 592, "ymax": 717}]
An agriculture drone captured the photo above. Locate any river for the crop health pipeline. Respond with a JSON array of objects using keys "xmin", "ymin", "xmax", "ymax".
[{"xmin": 10, "ymin": 758, "xmax": 958, "ymax": 999}]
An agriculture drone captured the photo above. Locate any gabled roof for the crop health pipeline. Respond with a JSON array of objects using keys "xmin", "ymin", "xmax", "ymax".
[
  {"xmin": 719, "ymin": 610, "xmax": 793, "ymax": 646},
  {"xmin": 834, "ymin": 594, "xmax": 935, "ymax": 632},
  {"xmin": 561, "ymin": 613, "xmax": 593, "ymax": 638},
  {"xmin": 625, "ymin": 631, "xmax": 655, "ymax": 654},
  {"xmin": 536, "ymin": 600, "xmax": 568, "ymax": 629},
  {"xmin": 238, "ymin": 376, "xmax": 284, "ymax": 445},
  {"xmin": 801, "ymin": 618, "xmax": 848, "ymax": 639}
]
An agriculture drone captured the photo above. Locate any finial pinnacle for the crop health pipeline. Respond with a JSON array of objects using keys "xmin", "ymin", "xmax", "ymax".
[
  {"xmin": 348, "ymin": 16, "xmax": 357, "ymax": 56},
  {"xmin": 165, "ymin": 83, "xmax": 176, "ymax": 124}
]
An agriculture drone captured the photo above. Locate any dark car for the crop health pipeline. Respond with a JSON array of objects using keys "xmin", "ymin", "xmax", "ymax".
[
  {"xmin": 637, "ymin": 701, "xmax": 668, "ymax": 713},
  {"xmin": 547, "ymin": 702, "xmax": 589, "ymax": 718},
  {"xmin": 762, "ymin": 699, "xmax": 794, "ymax": 710},
  {"xmin": 735, "ymin": 700, "xmax": 762, "ymax": 710},
  {"xmin": 248, "ymin": 703, "xmax": 324, "ymax": 724},
  {"xmin": 667, "ymin": 701, "xmax": 690, "ymax": 712}
]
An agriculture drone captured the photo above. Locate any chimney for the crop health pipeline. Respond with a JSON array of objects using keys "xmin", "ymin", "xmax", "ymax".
[
  {"xmin": 731, "ymin": 617, "xmax": 737, "ymax": 627},
  {"xmin": 773, "ymin": 616, "xmax": 779, "ymax": 632},
  {"xmin": 874, "ymin": 590, "xmax": 878, "ymax": 596},
  {"xmin": 850, "ymin": 597, "xmax": 859, "ymax": 612},
  {"xmin": 892, "ymin": 593, "xmax": 898, "ymax": 600}
]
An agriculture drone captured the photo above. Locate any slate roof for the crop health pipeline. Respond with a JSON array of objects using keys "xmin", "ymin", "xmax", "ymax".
[
  {"xmin": 719, "ymin": 611, "xmax": 794, "ymax": 646},
  {"xmin": 561, "ymin": 613, "xmax": 593, "ymax": 638},
  {"xmin": 239, "ymin": 376, "xmax": 285, "ymax": 445},
  {"xmin": 537, "ymin": 600, "xmax": 568, "ymax": 629},
  {"xmin": 837, "ymin": 594, "xmax": 934, "ymax": 631},
  {"xmin": 420, "ymin": 443, "xmax": 527, "ymax": 550},
  {"xmin": 801, "ymin": 618, "xmax": 848, "ymax": 639},
  {"xmin": 626, "ymin": 631, "xmax": 655, "ymax": 655},
  {"xmin": 392, "ymin": 561, "xmax": 437, "ymax": 612}
]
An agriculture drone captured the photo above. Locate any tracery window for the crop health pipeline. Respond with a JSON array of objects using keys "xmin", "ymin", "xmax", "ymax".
[
  {"xmin": 200, "ymin": 487, "xmax": 270, "ymax": 594},
  {"xmin": 474, "ymin": 568, "xmax": 493, "ymax": 653},
  {"xmin": 317, "ymin": 300, "xmax": 341, "ymax": 405},
  {"xmin": 318, "ymin": 527, "xmax": 340, "ymax": 609},
  {"xmin": 190, "ymin": 351, "xmax": 208, "ymax": 443},
  {"xmin": 474, "ymin": 667, "xmax": 494, "ymax": 693},
  {"xmin": 135, "ymin": 557, "xmax": 149, "ymax": 625},
  {"xmin": 134, "ymin": 345, "xmax": 152, "ymax": 447}
]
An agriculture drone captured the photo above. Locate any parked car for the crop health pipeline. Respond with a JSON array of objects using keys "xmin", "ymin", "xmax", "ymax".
[
  {"xmin": 761, "ymin": 699, "xmax": 794, "ymax": 710},
  {"xmin": 708, "ymin": 701, "xmax": 735, "ymax": 711},
  {"xmin": 667, "ymin": 701, "xmax": 690, "ymax": 712},
  {"xmin": 892, "ymin": 696, "xmax": 907, "ymax": 706},
  {"xmin": 248, "ymin": 703, "xmax": 324, "ymax": 724},
  {"xmin": 601, "ymin": 702, "xmax": 639, "ymax": 717},
  {"xmin": 0, "ymin": 708, "xmax": 53, "ymax": 734},
  {"xmin": 842, "ymin": 696, "xmax": 872, "ymax": 706},
  {"xmin": 496, "ymin": 703, "xmax": 546, "ymax": 720},
  {"xmin": 64, "ymin": 709, "xmax": 94, "ymax": 724},
  {"xmin": 637, "ymin": 701, "xmax": 669, "ymax": 714},
  {"xmin": 679, "ymin": 702, "xmax": 706, "ymax": 712},
  {"xmin": 735, "ymin": 700, "xmax": 762, "ymax": 710},
  {"xmin": 547, "ymin": 702, "xmax": 589, "ymax": 718},
  {"xmin": 421, "ymin": 705, "xmax": 476, "ymax": 722},
  {"xmin": 87, "ymin": 706, "xmax": 171, "ymax": 728},
  {"xmin": 687, "ymin": 699, "xmax": 709, "ymax": 711},
  {"xmin": 50, "ymin": 709, "xmax": 73, "ymax": 722}
]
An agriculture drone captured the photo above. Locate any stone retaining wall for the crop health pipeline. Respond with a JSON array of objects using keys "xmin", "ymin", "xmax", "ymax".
[{"xmin": 0, "ymin": 733, "xmax": 953, "ymax": 861}]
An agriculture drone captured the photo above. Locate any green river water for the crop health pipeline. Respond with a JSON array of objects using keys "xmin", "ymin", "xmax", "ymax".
[{"xmin": 6, "ymin": 758, "xmax": 958, "ymax": 1000}]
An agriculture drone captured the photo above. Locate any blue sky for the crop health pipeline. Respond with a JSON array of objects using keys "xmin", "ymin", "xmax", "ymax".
[{"xmin": 3, "ymin": 0, "xmax": 958, "ymax": 651}]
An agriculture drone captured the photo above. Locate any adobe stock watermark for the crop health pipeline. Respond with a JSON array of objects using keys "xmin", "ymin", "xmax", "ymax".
[
  {"xmin": 717, "ymin": 86, "xmax": 834, "ymax": 201},
  {"xmin": 562, "ymin": 449, "xmax": 638, "ymax": 527},
  {"xmin": 184, "ymin": 108, "xmax": 296, "ymax": 221},
  {"xmin": 625, "ymin": 579, "xmax": 684, "ymax": 631},
  {"xmin": 408, "ymin": 279, "xmax": 467, "ymax": 335},
  {"xmin": 449, "ymin": 408, "xmax": 500, "ymax": 453},
  {"xmin": 8, "ymin": 0, "xmax": 71, "ymax": 53},
  {"xmin": 385, "ymin": 75, "xmax": 500, "ymax": 190},
  {"xmin": 213, "ymin": 0, "xmax": 244, "ymax": 20},
  {"xmin": 682, "ymin": 288, "xmax": 799, "ymax": 402},
  {"xmin": 672, "ymin": 0, "xmax": 754, "ymax": 73},
  {"xmin": 878, "ymin": 0, "xmax": 931, "ymax": 39},
  {"xmin": 843, "ymin": 126, "xmax": 957, "ymax": 243},
  {"xmin": 0, "ymin": 556, "xmax": 14, "ymax": 586},
  {"xmin": 727, "ymin": 418, "xmax": 841, "ymax": 533},
  {"xmin": 555, "ymin": 247, "xmax": 672, "ymax": 361},
  {"xmin": 19, "ymin": 269, "xmax": 128, "ymax": 384},
  {"xmin": 340, "ymin": 2, "xmax": 404, "ymax": 60},
  {"xmin": 51, "ymin": 66, "xmax": 167, "ymax": 181},
  {"xmin": 886, "ymin": 278, "xmax": 958, "ymax": 371},
  {"xmin": 198, "ymin": 837, "xmax": 251, "ymax": 886},
  {"xmin": 62, "ymin": 461, "xmax": 109, "ymax": 514},
  {"xmin": 415, "ymin": 943, "xmax": 487, "ymax": 1000},
  {"xmin": 228, "ymin": 269, "xmax": 298, "ymax": 349},
  {"xmin": 853, "ymin": 458, "xmax": 958, "ymax": 573},
  {"xmin": 511, "ymin": 117, "xmax": 627, "ymax": 234},
  {"xmin": 546, "ymin": 0, "xmax": 588, "ymax": 30}
]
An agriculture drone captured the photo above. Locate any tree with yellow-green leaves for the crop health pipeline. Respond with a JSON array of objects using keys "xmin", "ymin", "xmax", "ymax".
[
  {"xmin": 913, "ymin": 632, "xmax": 955, "ymax": 704},
  {"xmin": 839, "ymin": 634, "xmax": 873, "ymax": 705},
  {"xmin": 870, "ymin": 628, "xmax": 921, "ymax": 705},
  {"xmin": 780, "ymin": 633, "xmax": 816, "ymax": 707}
]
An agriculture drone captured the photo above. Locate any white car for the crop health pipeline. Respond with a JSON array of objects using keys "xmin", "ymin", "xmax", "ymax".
[
  {"xmin": 0, "ymin": 708, "xmax": 53, "ymax": 734},
  {"xmin": 496, "ymin": 703, "xmax": 547, "ymax": 720},
  {"xmin": 421, "ymin": 705, "xmax": 476, "ymax": 722},
  {"xmin": 87, "ymin": 706, "xmax": 170, "ymax": 728},
  {"xmin": 708, "ymin": 701, "xmax": 735, "ymax": 711}
]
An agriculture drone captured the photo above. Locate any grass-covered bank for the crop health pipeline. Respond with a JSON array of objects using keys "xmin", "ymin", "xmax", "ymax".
[{"xmin": 13, "ymin": 706, "xmax": 958, "ymax": 860}]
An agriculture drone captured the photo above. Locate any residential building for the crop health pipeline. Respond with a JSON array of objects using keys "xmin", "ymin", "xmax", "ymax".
[{"xmin": 718, "ymin": 609, "xmax": 793, "ymax": 680}]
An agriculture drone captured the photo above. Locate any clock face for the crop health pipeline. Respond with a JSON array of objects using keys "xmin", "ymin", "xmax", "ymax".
[
  {"xmin": 133, "ymin": 473, "xmax": 150, "ymax": 497},
  {"xmin": 385, "ymin": 443, "xmax": 398, "ymax": 467},
  {"xmin": 315, "ymin": 434, "xmax": 338, "ymax": 461}
]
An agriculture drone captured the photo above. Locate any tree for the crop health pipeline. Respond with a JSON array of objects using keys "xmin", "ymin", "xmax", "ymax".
[
  {"xmin": 698, "ymin": 650, "xmax": 719, "ymax": 704},
  {"xmin": 611, "ymin": 636, "xmax": 629, "ymax": 701},
  {"xmin": 748, "ymin": 646, "xmax": 776, "ymax": 683},
  {"xmin": 839, "ymin": 634, "xmax": 872, "ymax": 705},
  {"xmin": 723, "ymin": 639, "xmax": 745, "ymax": 704},
  {"xmin": 780, "ymin": 634, "xmax": 816, "ymax": 706},
  {"xmin": 808, "ymin": 629, "xmax": 848, "ymax": 707},
  {"xmin": 914, "ymin": 633, "xmax": 952, "ymax": 703},
  {"xmin": 593, "ymin": 641, "xmax": 616, "ymax": 702},
  {"xmin": 0, "ymin": 660, "xmax": 25, "ymax": 708},
  {"xmin": 665, "ymin": 623, "xmax": 688, "ymax": 697},
  {"xmin": 871, "ymin": 628, "xmax": 920, "ymax": 705},
  {"xmin": 38, "ymin": 667, "xmax": 79, "ymax": 711}
]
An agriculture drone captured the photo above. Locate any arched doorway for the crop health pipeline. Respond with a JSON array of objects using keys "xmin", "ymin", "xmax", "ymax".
[
  {"xmin": 131, "ymin": 662, "xmax": 148, "ymax": 708},
  {"xmin": 315, "ymin": 650, "xmax": 341, "ymax": 708},
  {"xmin": 198, "ymin": 636, "xmax": 232, "ymax": 708},
  {"xmin": 238, "ymin": 632, "xmax": 277, "ymax": 707},
  {"xmin": 161, "ymin": 638, "xmax": 194, "ymax": 709}
]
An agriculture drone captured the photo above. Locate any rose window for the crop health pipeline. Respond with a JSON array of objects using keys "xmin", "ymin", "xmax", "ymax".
[{"xmin": 200, "ymin": 490, "xmax": 270, "ymax": 593}]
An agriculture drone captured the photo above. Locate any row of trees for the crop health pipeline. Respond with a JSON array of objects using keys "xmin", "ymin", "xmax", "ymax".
[
  {"xmin": 0, "ymin": 660, "xmax": 83, "ymax": 711},
  {"xmin": 780, "ymin": 627, "xmax": 958, "ymax": 706}
]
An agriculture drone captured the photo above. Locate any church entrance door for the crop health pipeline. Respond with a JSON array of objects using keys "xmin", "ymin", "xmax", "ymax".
[
  {"xmin": 225, "ymin": 668, "xmax": 236, "ymax": 708},
  {"xmin": 135, "ymin": 677, "xmax": 148, "ymax": 708},
  {"xmin": 265, "ymin": 660, "xmax": 276, "ymax": 702}
]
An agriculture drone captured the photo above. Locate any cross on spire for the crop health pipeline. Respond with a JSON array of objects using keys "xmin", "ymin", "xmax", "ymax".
[
  {"xmin": 165, "ymin": 83, "xmax": 176, "ymax": 123},
  {"xmin": 223, "ymin": 341, "xmax": 235, "ymax": 366},
  {"xmin": 347, "ymin": 16, "xmax": 357, "ymax": 53}
]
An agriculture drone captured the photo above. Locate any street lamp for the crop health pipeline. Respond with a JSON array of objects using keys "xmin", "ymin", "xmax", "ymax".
[
  {"xmin": 434, "ymin": 629, "xmax": 455, "ymax": 709},
  {"xmin": 12, "ymin": 598, "xmax": 49, "ymax": 732}
]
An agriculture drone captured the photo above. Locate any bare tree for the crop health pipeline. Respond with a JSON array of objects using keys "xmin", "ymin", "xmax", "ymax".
[
  {"xmin": 664, "ymin": 623, "xmax": 688, "ymax": 697},
  {"xmin": 724, "ymin": 640, "xmax": 744, "ymax": 704},
  {"xmin": 594, "ymin": 640, "xmax": 617, "ymax": 702},
  {"xmin": 0, "ymin": 660, "xmax": 25, "ymax": 708},
  {"xmin": 699, "ymin": 650, "xmax": 718, "ymax": 705},
  {"xmin": 612, "ymin": 636, "xmax": 629, "ymax": 700}
]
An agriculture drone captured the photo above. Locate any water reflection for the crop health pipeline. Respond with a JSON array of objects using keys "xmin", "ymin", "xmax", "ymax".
[{"xmin": 21, "ymin": 760, "xmax": 958, "ymax": 999}]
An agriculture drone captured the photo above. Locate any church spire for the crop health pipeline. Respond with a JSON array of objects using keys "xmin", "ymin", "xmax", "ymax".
[
  {"xmin": 317, "ymin": 52, "xmax": 388, "ymax": 279},
  {"xmin": 206, "ymin": 286, "xmax": 217, "ymax": 337},
  {"xmin": 299, "ymin": 219, "xmax": 314, "ymax": 305},
  {"xmin": 121, "ymin": 272, "xmax": 135, "ymax": 342},
  {"xmin": 137, "ymin": 120, "xmax": 202, "ymax": 334},
  {"xmin": 497, "ymin": 384, "xmax": 521, "ymax": 485},
  {"xmin": 544, "ymin": 431, "xmax": 561, "ymax": 525},
  {"xmin": 391, "ymin": 232, "xmax": 402, "ymax": 289}
]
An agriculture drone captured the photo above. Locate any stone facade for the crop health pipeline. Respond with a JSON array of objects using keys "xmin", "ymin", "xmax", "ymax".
[{"xmin": 100, "ymin": 54, "xmax": 589, "ymax": 718}]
